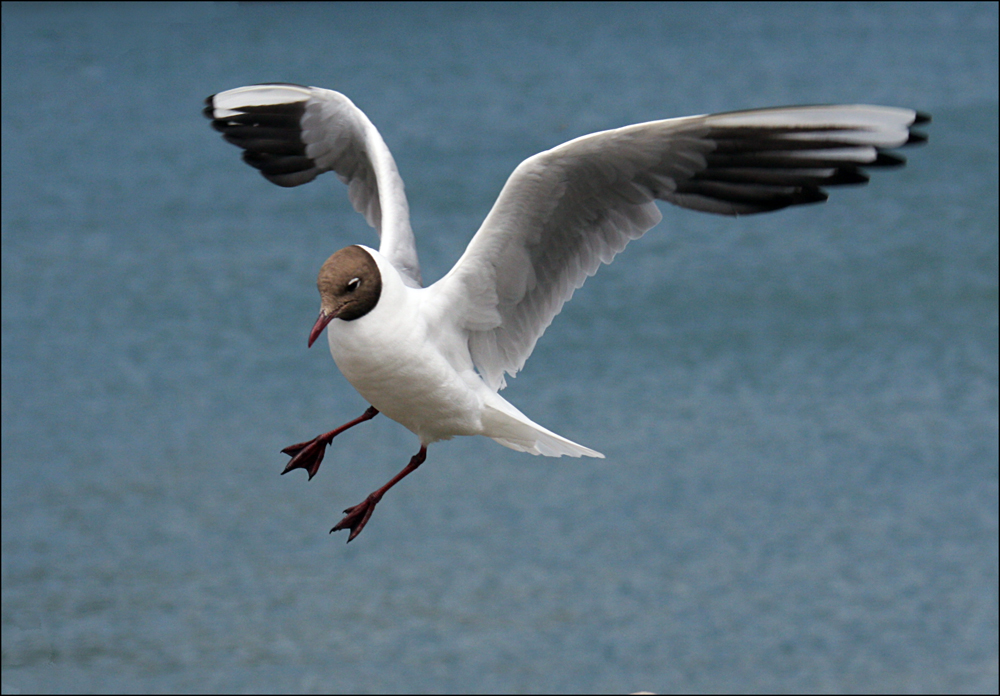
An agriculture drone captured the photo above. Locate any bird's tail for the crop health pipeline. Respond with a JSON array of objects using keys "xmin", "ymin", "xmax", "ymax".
[{"xmin": 481, "ymin": 394, "xmax": 604, "ymax": 458}]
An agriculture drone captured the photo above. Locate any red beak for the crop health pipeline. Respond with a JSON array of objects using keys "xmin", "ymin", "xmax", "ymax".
[{"xmin": 308, "ymin": 310, "xmax": 335, "ymax": 348}]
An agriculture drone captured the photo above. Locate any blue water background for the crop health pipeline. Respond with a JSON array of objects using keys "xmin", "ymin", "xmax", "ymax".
[{"xmin": 2, "ymin": 2, "xmax": 997, "ymax": 693}]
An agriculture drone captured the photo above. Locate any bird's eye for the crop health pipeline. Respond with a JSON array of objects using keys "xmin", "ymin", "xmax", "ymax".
[{"xmin": 346, "ymin": 277, "xmax": 361, "ymax": 293}]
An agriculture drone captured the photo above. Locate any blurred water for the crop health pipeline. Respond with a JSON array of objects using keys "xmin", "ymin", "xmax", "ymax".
[{"xmin": 2, "ymin": 2, "xmax": 997, "ymax": 693}]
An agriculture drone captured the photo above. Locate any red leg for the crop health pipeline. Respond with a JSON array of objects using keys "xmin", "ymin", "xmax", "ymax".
[
  {"xmin": 331, "ymin": 445, "xmax": 427, "ymax": 543},
  {"xmin": 281, "ymin": 406, "xmax": 379, "ymax": 480}
]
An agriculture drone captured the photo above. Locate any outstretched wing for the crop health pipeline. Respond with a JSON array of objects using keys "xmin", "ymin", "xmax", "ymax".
[
  {"xmin": 204, "ymin": 84, "xmax": 422, "ymax": 287},
  {"xmin": 434, "ymin": 105, "xmax": 929, "ymax": 390}
]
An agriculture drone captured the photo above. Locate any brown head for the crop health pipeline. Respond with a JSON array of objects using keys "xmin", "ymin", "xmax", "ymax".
[{"xmin": 307, "ymin": 245, "xmax": 383, "ymax": 347}]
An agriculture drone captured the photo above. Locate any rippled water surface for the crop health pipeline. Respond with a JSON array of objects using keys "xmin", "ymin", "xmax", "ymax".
[{"xmin": 2, "ymin": 2, "xmax": 997, "ymax": 693}]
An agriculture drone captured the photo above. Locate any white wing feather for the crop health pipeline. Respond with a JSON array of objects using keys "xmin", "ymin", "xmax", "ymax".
[
  {"xmin": 433, "ymin": 105, "xmax": 927, "ymax": 390},
  {"xmin": 206, "ymin": 84, "xmax": 422, "ymax": 287}
]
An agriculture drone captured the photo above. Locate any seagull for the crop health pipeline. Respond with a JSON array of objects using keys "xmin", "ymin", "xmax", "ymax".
[{"xmin": 204, "ymin": 84, "xmax": 928, "ymax": 541}]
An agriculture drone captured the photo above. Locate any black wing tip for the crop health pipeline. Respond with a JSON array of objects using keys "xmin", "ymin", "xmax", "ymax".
[
  {"xmin": 241, "ymin": 151, "xmax": 312, "ymax": 174},
  {"xmin": 669, "ymin": 105, "xmax": 930, "ymax": 217},
  {"xmin": 797, "ymin": 186, "xmax": 829, "ymax": 205},
  {"xmin": 265, "ymin": 178, "xmax": 303, "ymax": 188},
  {"xmin": 871, "ymin": 151, "xmax": 907, "ymax": 168},
  {"xmin": 673, "ymin": 179, "xmax": 830, "ymax": 213},
  {"xmin": 903, "ymin": 111, "xmax": 932, "ymax": 146},
  {"xmin": 827, "ymin": 168, "xmax": 870, "ymax": 186},
  {"xmin": 205, "ymin": 86, "xmax": 317, "ymax": 187},
  {"xmin": 741, "ymin": 187, "xmax": 829, "ymax": 215}
]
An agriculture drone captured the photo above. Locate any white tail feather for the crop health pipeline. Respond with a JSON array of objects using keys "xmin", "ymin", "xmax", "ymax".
[{"xmin": 482, "ymin": 397, "xmax": 604, "ymax": 458}]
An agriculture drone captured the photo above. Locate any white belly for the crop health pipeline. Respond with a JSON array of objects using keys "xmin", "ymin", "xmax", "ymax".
[{"xmin": 326, "ymin": 306, "xmax": 483, "ymax": 444}]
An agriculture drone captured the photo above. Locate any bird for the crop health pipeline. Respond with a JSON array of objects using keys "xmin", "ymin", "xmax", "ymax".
[{"xmin": 204, "ymin": 83, "xmax": 928, "ymax": 542}]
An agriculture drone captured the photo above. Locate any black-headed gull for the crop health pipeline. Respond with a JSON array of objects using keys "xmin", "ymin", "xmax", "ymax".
[{"xmin": 204, "ymin": 84, "xmax": 928, "ymax": 541}]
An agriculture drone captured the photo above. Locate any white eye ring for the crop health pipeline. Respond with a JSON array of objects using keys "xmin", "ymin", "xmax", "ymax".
[{"xmin": 346, "ymin": 277, "xmax": 361, "ymax": 292}]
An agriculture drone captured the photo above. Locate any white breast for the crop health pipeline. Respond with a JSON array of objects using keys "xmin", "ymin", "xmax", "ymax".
[{"xmin": 325, "ymin": 256, "xmax": 484, "ymax": 444}]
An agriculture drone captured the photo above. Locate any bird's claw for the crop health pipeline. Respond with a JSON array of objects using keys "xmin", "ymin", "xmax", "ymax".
[
  {"xmin": 330, "ymin": 494, "xmax": 381, "ymax": 543},
  {"xmin": 281, "ymin": 407, "xmax": 380, "ymax": 481},
  {"xmin": 280, "ymin": 435, "xmax": 331, "ymax": 480}
]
